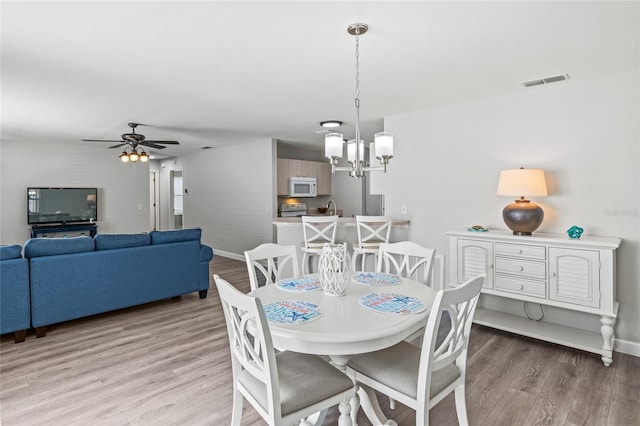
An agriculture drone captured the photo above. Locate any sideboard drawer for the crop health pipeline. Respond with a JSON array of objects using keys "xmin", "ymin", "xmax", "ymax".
[
  {"xmin": 495, "ymin": 243, "xmax": 546, "ymax": 259},
  {"xmin": 495, "ymin": 257, "xmax": 546, "ymax": 278},
  {"xmin": 495, "ymin": 276, "xmax": 546, "ymax": 298}
]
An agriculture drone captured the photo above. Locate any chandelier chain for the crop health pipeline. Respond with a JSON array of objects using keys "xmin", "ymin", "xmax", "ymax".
[{"xmin": 355, "ymin": 32, "xmax": 360, "ymax": 108}]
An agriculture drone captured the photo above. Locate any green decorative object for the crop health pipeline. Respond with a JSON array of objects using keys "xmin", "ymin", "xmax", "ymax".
[{"xmin": 567, "ymin": 226, "xmax": 584, "ymax": 239}]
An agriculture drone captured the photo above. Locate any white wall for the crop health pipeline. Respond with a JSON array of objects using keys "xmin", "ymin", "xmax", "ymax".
[
  {"xmin": 373, "ymin": 71, "xmax": 640, "ymax": 347},
  {"xmin": 0, "ymin": 141, "xmax": 150, "ymax": 245},
  {"xmin": 173, "ymin": 139, "xmax": 275, "ymax": 259}
]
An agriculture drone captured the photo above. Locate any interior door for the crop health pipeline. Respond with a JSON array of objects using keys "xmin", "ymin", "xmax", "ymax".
[{"xmin": 149, "ymin": 171, "xmax": 159, "ymax": 231}]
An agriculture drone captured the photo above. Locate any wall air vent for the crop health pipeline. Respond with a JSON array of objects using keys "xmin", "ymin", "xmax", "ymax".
[{"xmin": 522, "ymin": 73, "xmax": 570, "ymax": 88}]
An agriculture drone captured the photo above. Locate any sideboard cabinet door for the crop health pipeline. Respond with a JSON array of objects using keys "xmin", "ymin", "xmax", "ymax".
[
  {"xmin": 549, "ymin": 247, "xmax": 600, "ymax": 308},
  {"xmin": 457, "ymin": 239, "xmax": 493, "ymax": 289}
]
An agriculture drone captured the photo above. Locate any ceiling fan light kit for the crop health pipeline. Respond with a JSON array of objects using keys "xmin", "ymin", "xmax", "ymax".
[
  {"xmin": 82, "ymin": 122, "xmax": 179, "ymax": 164},
  {"xmin": 320, "ymin": 120, "xmax": 343, "ymax": 128}
]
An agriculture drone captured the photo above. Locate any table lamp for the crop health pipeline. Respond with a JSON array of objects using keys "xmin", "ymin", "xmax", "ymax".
[{"xmin": 497, "ymin": 168, "xmax": 548, "ymax": 235}]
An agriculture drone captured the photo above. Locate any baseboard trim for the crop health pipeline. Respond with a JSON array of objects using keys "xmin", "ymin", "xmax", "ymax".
[
  {"xmin": 614, "ymin": 337, "xmax": 640, "ymax": 358},
  {"xmin": 214, "ymin": 250, "xmax": 244, "ymax": 262}
]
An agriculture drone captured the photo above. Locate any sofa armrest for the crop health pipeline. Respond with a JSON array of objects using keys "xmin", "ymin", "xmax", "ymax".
[{"xmin": 199, "ymin": 245, "xmax": 213, "ymax": 262}]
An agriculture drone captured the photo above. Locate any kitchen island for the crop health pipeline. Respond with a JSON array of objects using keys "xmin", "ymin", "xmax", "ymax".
[{"xmin": 273, "ymin": 217, "xmax": 410, "ymax": 271}]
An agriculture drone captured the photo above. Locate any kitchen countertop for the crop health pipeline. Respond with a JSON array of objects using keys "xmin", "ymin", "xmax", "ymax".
[{"xmin": 273, "ymin": 217, "xmax": 409, "ymax": 227}]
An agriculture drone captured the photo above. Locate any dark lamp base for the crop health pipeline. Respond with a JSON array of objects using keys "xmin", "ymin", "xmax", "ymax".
[{"xmin": 502, "ymin": 199, "xmax": 544, "ymax": 236}]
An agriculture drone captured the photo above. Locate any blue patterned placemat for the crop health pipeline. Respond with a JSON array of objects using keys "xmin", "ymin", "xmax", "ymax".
[
  {"xmin": 352, "ymin": 272, "xmax": 401, "ymax": 286},
  {"xmin": 263, "ymin": 301, "xmax": 322, "ymax": 324},
  {"xmin": 276, "ymin": 276, "xmax": 322, "ymax": 292},
  {"xmin": 359, "ymin": 293, "xmax": 425, "ymax": 315}
]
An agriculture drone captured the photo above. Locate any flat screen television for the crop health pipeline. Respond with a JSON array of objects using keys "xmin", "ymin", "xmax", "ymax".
[{"xmin": 27, "ymin": 187, "xmax": 98, "ymax": 226}]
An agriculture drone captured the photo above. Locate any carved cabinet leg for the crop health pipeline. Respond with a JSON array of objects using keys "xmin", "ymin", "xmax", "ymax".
[{"xmin": 600, "ymin": 315, "xmax": 616, "ymax": 367}]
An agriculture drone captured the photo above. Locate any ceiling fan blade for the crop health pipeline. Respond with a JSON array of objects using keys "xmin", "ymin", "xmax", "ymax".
[
  {"xmin": 109, "ymin": 143, "xmax": 126, "ymax": 149},
  {"xmin": 81, "ymin": 139, "xmax": 125, "ymax": 143},
  {"xmin": 144, "ymin": 140, "xmax": 180, "ymax": 145},
  {"xmin": 140, "ymin": 142, "xmax": 166, "ymax": 149}
]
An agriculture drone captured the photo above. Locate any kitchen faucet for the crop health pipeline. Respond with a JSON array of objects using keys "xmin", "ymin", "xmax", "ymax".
[{"xmin": 326, "ymin": 199, "xmax": 337, "ymax": 216}]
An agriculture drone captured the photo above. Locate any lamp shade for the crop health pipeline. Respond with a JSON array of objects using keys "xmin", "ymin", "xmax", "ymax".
[
  {"xmin": 374, "ymin": 132, "xmax": 394, "ymax": 158},
  {"xmin": 325, "ymin": 133, "xmax": 344, "ymax": 158},
  {"xmin": 497, "ymin": 168, "xmax": 547, "ymax": 197},
  {"xmin": 347, "ymin": 139, "xmax": 364, "ymax": 163}
]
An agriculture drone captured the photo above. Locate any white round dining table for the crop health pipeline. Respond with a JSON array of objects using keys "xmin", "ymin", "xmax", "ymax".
[
  {"xmin": 250, "ymin": 274, "xmax": 435, "ymax": 358},
  {"xmin": 249, "ymin": 273, "xmax": 437, "ymax": 426}
]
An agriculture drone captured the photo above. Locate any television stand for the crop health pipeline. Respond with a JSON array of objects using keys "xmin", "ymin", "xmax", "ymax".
[{"xmin": 30, "ymin": 223, "xmax": 97, "ymax": 238}]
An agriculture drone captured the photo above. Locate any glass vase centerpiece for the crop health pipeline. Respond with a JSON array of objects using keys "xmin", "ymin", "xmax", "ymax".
[{"xmin": 318, "ymin": 243, "xmax": 351, "ymax": 296}]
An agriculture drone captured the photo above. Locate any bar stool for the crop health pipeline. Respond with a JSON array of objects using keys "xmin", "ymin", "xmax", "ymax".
[
  {"xmin": 352, "ymin": 215, "xmax": 392, "ymax": 272},
  {"xmin": 301, "ymin": 215, "xmax": 339, "ymax": 274}
]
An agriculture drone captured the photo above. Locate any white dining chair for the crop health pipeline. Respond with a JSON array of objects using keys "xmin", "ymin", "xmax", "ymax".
[
  {"xmin": 376, "ymin": 240, "xmax": 438, "ymax": 411},
  {"xmin": 244, "ymin": 243, "xmax": 300, "ymax": 291},
  {"xmin": 301, "ymin": 215, "xmax": 339, "ymax": 274},
  {"xmin": 346, "ymin": 275, "xmax": 484, "ymax": 426},
  {"xmin": 376, "ymin": 241, "xmax": 436, "ymax": 286},
  {"xmin": 352, "ymin": 215, "xmax": 393, "ymax": 272},
  {"xmin": 214, "ymin": 275, "xmax": 354, "ymax": 426}
]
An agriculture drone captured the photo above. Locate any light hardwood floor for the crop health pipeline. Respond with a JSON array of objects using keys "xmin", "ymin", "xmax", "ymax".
[{"xmin": 1, "ymin": 256, "xmax": 638, "ymax": 425}]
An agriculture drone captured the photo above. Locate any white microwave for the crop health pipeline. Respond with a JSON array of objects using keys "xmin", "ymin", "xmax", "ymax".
[{"xmin": 288, "ymin": 177, "xmax": 317, "ymax": 197}]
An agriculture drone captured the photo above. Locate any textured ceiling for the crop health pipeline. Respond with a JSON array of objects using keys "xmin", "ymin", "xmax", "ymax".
[{"xmin": 2, "ymin": 1, "xmax": 638, "ymax": 159}]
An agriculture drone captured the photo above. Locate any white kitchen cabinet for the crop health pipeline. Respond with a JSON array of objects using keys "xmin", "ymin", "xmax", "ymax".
[{"xmin": 447, "ymin": 230, "xmax": 621, "ymax": 366}]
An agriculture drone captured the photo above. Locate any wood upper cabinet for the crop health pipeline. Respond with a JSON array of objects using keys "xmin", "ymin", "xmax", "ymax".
[
  {"xmin": 315, "ymin": 162, "xmax": 332, "ymax": 195},
  {"xmin": 277, "ymin": 158, "xmax": 332, "ymax": 196},
  {"xmin": 277, "ymin": 158, "xmax": 289, "ymax": 196}
]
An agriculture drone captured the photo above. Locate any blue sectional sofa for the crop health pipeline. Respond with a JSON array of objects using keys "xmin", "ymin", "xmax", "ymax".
[
  {"xmin": 24, "ymin": 228, "xmax": 213, "ymax": 338},
  {"xmin": 0, "ymin": 244, "xmax": 31, "ymax": 342}
]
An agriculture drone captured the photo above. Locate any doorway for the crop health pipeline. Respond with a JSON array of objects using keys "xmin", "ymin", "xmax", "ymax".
[
  {"xmin": 170, "ymin": 170, "xmax": 183, "ymax": 229},
  {"xmin": 149, "ymin": 171, "xmax": 159, "ymax": 231}
]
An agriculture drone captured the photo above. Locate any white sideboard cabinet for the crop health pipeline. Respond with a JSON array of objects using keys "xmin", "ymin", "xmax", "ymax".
[{"xmin": 447, "ymin": 230, "xmax": 621, "ymax": 366}]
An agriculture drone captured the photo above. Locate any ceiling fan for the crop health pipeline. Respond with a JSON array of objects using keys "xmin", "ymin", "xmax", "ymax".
[{"xmin": 82, "ymin": 122, "xmax": 179, "ymax": 163}]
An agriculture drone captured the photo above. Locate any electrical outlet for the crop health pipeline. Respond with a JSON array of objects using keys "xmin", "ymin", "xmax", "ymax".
[{"xmin": 401, "ymin": 204, "xmax": 408, "ymax": 214}]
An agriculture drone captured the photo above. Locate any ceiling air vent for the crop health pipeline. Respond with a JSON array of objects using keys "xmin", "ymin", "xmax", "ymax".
[{"xmin": 522, "ymin": 73, "xmax": 570, "ymax": 88}]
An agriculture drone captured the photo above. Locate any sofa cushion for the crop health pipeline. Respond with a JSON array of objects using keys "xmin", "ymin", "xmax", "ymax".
[
  {"xmin": 151, "ymin": 228, "xmax": 201, "ymax": 245},
  {"xmin": 24, "ymin": 236, "xmax": 95, "ymax": 258},
  {"xmin": 94, "ymin": 233, "xmax": 151, "ymax": 251},
  {"xmin": 0, "ymin": 245, "xmax": 22, "ymax": 260}
]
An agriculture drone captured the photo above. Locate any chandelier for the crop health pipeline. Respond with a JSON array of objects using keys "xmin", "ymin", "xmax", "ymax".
[
  {"xmin": 119, "ymin": 146, "xmax": 149, "ymax": 163},
  {"xmin": 324, "ymin": 23, "xmax": 394, "ymax": 179}
]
